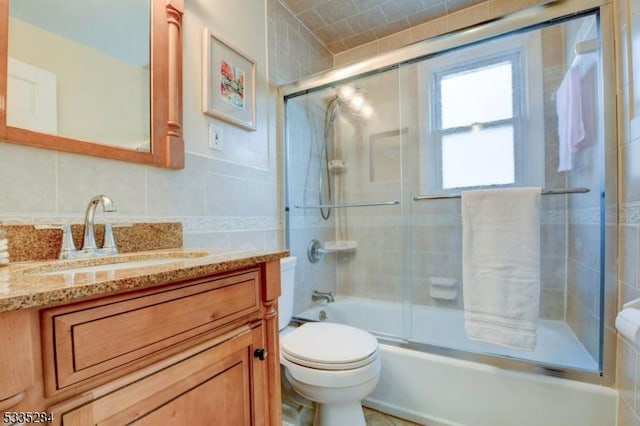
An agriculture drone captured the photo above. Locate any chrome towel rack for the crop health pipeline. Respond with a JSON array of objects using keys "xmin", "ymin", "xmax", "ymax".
[
  {"xmin": 413, "ymin": 187, "xmax": 590, "ymax": 202},
  {"xmin": 295, "ymin": 200, "xmax": 400, "ymax": 209}
]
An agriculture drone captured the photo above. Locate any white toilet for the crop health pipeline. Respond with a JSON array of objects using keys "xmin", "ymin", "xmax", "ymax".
[{"xmin": 278, "ymin": 256, "xmax": 381, "ymax": 426}]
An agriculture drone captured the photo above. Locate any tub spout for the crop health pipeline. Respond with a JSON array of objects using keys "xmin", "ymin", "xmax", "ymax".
[{"xmin": 312, "ymin": 290, "xmax": 335, "ymax": 303}]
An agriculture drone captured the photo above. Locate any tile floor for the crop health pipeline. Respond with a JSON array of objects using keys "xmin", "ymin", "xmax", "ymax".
[
  {"xmin": 364, "ymin": 407, "xmax": 423, "ymax": 425},
  {"xmin": 283, "ymin": 402, "xmax": 422, "ymax": 426}
]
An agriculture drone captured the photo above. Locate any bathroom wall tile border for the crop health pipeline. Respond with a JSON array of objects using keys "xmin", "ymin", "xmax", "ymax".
[
  {"xmin": 620, "ymin": 202, "xmax": 640, "ymax": 225},
  {"xmin": 181, "ymin": 216, "xmax": 284, "ymax": 232},
  {"xmin": 0, "ymin": 215, "xmax": 284, "ymax": 232},
  {"xmin": 570, "ymin": 206, "xmax": 616, "ymax": 226},
  {"xmin": 0, "ymin": 214, "xmax": 179, "ymax": 226},
  {"xmin": 346, "ymin": 211, "xmax": 583, "ymax": 226},
  {"xmin": 288, "ymin": 215, "xmax": 335, "ymax": 230},
  {"xmin": 0, "ymin": 215, "xmax": 286, "ymax": 262},
  {"xmin": 1, "ymin": 203, "xmax": 612, "ymax": 245}
]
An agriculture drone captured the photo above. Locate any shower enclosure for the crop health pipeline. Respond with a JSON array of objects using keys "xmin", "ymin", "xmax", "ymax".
[{"xmin": 283, "ymin": 1, "xmax": 616, "ymax": 380}]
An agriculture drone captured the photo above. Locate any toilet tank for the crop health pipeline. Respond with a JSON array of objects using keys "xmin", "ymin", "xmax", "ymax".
[{"xmin": 278, "ymin": 256, "xmax": 297, "ymax": 330}]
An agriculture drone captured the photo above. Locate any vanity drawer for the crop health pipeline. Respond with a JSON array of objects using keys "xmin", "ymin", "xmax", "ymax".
[{"xmin": 42, "ymin": 269, "xmax": 260, "ymax": 392}]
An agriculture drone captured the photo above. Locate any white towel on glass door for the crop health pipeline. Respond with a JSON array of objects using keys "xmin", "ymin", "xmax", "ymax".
[{"xmin": 461, "ymin": 187, "xmax": 541, "ymax": 351}]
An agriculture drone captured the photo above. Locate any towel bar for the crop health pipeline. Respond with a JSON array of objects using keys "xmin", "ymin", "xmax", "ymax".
[
  {"xmin": 413, "ymin": 187, "xmax": 590, "ymax": 201},
  {"xmin": 295, "ymin": 200, "xmax": 400, "ymax": 209}
]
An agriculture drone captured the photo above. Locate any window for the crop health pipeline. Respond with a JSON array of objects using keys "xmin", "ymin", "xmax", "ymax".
[
  {"xmin": 419, "ymin": 32, "xmax": 544, "ymax": 193},
  {"xmin": 438, "ymin": 56, "xmax": 519, "ymax": 189}
]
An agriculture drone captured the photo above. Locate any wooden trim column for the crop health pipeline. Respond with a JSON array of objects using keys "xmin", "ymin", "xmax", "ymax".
[
  {"xmin": 165, "ymin": 0, "xmax": 184, "ymax": 166},
  {"xmin": 151, "ymin": 0, "xmax": 184, "ymax": 169},
  {"xmin": 261, "ymin": 260, "xmax": 282, "ymax": 426}
]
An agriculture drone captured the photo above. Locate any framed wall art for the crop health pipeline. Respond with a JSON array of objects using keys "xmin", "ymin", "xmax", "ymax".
[{"xmin": 202, "ymin": 28, "xmax": 256, "ymax": 131}]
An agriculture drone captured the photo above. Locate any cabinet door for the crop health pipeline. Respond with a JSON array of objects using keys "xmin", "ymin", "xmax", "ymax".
[{"xmin": 51, "ymin": 325, "xmax": 268, "ymax": 426}]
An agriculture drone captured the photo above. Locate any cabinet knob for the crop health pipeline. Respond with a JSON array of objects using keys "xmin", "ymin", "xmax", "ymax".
[{"xmin": 253, "ymin": 348, "xmax": 267, "ymax": 361}]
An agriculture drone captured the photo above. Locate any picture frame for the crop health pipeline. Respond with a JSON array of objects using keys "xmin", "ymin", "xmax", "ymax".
[{"xmin": 202, "ymin": 28, "xmax": 256, "ymax": 131}]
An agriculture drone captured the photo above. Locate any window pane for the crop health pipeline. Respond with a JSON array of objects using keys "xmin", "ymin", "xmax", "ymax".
[
  {"xmin": 442, "ymin": 125, "xmax": 514, "ymax": 189},
  {"xmin": 440, "ymin": 61, "xmax": 513, "ymax": 129}
]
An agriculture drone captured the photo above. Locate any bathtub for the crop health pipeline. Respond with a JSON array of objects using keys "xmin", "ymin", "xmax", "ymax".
[{"xmin": 294, "ymin": 296, "xmax": 617, "ymax": 426}]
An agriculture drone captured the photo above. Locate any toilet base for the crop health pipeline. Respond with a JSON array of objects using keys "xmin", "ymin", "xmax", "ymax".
[
  {"xmin": 314, "ymin": 401, "xmax": 366, "ymax": 426},
  {"xmin": 283, "ymin": 365, "xmax": 379, "ymax": 426}
]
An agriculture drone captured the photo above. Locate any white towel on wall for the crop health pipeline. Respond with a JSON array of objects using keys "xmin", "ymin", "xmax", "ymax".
[
  {"xmin": 461, "ymin": 187, "xmax": 541, "ymax": 351},
  {"xmin": 556, "ymin": 66, "xmax": 585, "ymax": 172}
]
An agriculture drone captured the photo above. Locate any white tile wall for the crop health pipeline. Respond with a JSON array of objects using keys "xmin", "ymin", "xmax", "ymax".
[
  {"xmin": 0, "ymin": 144, "xmax": 56, "ymax": 213},
  {"xmin": 0, "ymin": 0, "xmax": 332, "ymax": 256},
  {"xmin": 617, "ymin": 0, "xmax": 640, "ymax": 422}
]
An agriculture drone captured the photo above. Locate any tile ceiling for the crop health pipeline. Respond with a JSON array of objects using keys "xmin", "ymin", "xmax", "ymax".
[{"xmin": 280, "ymin": 0, "xmax": 486, "ymax": 53}]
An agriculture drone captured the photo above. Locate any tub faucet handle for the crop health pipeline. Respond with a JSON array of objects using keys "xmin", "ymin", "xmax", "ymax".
[{"xmin": 307, "ymin": 239, "xmax": 326, "ymax": 263}]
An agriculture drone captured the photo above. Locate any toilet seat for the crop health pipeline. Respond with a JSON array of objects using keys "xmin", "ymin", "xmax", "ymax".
[
  {"xmin": 280, "ymin": 322, "xmax": 379, "ymax": 370},
  {"xmin": 282, "ymin": 350, "xmax": 379, "ymax": 370},
  {"xmin": 281, "ymin": 352, "xmax": 381, "ymax": 389}
]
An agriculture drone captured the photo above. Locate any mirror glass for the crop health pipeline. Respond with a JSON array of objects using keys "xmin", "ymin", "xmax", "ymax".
[{"xmin": 7, "ymin": 0, "xmax": 151, "ymax": 152}]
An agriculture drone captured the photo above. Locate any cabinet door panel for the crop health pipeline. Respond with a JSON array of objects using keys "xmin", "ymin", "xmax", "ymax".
[
  {"xmin": 133, "ymin": 362, "xmax": 246, "ymax": 426},
  {"xmin": 52, "ymin": 325, "xmax": 266, "ymax": 426}
]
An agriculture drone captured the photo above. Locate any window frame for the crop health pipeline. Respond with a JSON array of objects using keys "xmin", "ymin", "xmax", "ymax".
[{"xmin": 418, "ymin": 31, "xmax": 545, "ymax": 195}]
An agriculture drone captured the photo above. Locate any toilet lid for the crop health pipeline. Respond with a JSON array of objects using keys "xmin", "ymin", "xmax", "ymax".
[{"xmin": 281, "ymin": 322, "xmax": 378, "ymax": 369}]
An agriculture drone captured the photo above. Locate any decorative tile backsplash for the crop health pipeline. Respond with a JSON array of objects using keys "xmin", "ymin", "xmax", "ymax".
[{"xmin": 1, "ymin": 223, "xmax": 182, "ymax": 262}]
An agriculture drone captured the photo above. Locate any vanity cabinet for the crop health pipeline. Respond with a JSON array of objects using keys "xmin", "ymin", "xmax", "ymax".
[{"xmin": 1, "ymin": 258, "xmax": 282, "ymax": 426}]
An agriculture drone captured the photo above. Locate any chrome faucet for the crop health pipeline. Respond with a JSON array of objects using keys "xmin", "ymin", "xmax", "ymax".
[
  {"xmin": 82, "ymin": 195, "xmax": 117, "ymax": 251},
  {"xmin": 312, "ymin": 290, "xmax": 335, "ymax": 303},
  {"xmin": 59, "ymin": 195, "xmax": 118, "ymax": 259}
]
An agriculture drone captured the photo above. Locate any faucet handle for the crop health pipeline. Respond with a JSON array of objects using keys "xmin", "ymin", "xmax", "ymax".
[
  {"xmin": 102, "ymin": 223, "xmax": 119, "ymax": 255},
  {"xmin": 59, "ymin": 224, "xmax": 77, "ymax": 260}
]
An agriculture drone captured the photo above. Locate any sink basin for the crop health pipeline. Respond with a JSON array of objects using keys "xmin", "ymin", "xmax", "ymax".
[
  {"xmin": 40, "ymin": 257, "xmax": 190, "ymax": 275},
  {"xmin": 19, "ymin": 251, "xmax": 210, "ymax": 276}
]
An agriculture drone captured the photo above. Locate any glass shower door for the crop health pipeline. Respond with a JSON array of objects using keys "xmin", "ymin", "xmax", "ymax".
[
  {"xmin": 404, "ymin": 11, "xmax": 604, "ymax": 372},
  {"xmin": 285, "ymin": 67, "xmax": 411, "ymax": 341}
]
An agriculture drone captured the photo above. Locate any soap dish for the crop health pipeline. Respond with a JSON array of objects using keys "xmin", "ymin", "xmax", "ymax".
[{"xmin": 324, "ymin": 240, "xmax": 357, "ymax": 253}]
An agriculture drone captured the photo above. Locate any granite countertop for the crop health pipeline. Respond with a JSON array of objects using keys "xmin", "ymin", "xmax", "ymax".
[{"xmin": 0, "ymin": 248, "xmax": 289, "ymax": 313}]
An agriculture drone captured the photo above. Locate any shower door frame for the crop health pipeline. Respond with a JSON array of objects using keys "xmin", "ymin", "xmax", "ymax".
[{"xmin": 280, "ymin": 0, "xmax": 618, "ymax": 385}]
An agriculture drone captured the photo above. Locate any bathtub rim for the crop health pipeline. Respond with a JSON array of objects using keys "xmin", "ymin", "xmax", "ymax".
[
  {"xmin": 362, "ymin": 343, "xmax": 617, "ymax": 426},
  {"xmin": 290, "ymin": 316, "xmax": 605, "ymax": 385}
]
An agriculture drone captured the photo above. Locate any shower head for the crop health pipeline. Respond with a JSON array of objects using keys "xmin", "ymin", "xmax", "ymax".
[
  {"xmin": 326, "ymin": 96, "xmax": 340, "ymax": 127},
  {"xmin": 331, "ymin": 85, "xmax": 374, "ymax": 123}
]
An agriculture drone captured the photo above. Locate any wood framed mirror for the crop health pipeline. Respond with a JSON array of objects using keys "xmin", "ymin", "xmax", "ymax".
[{"xmin": 0, "ymin": 0, "xmax": 184, "ymax": 169}]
